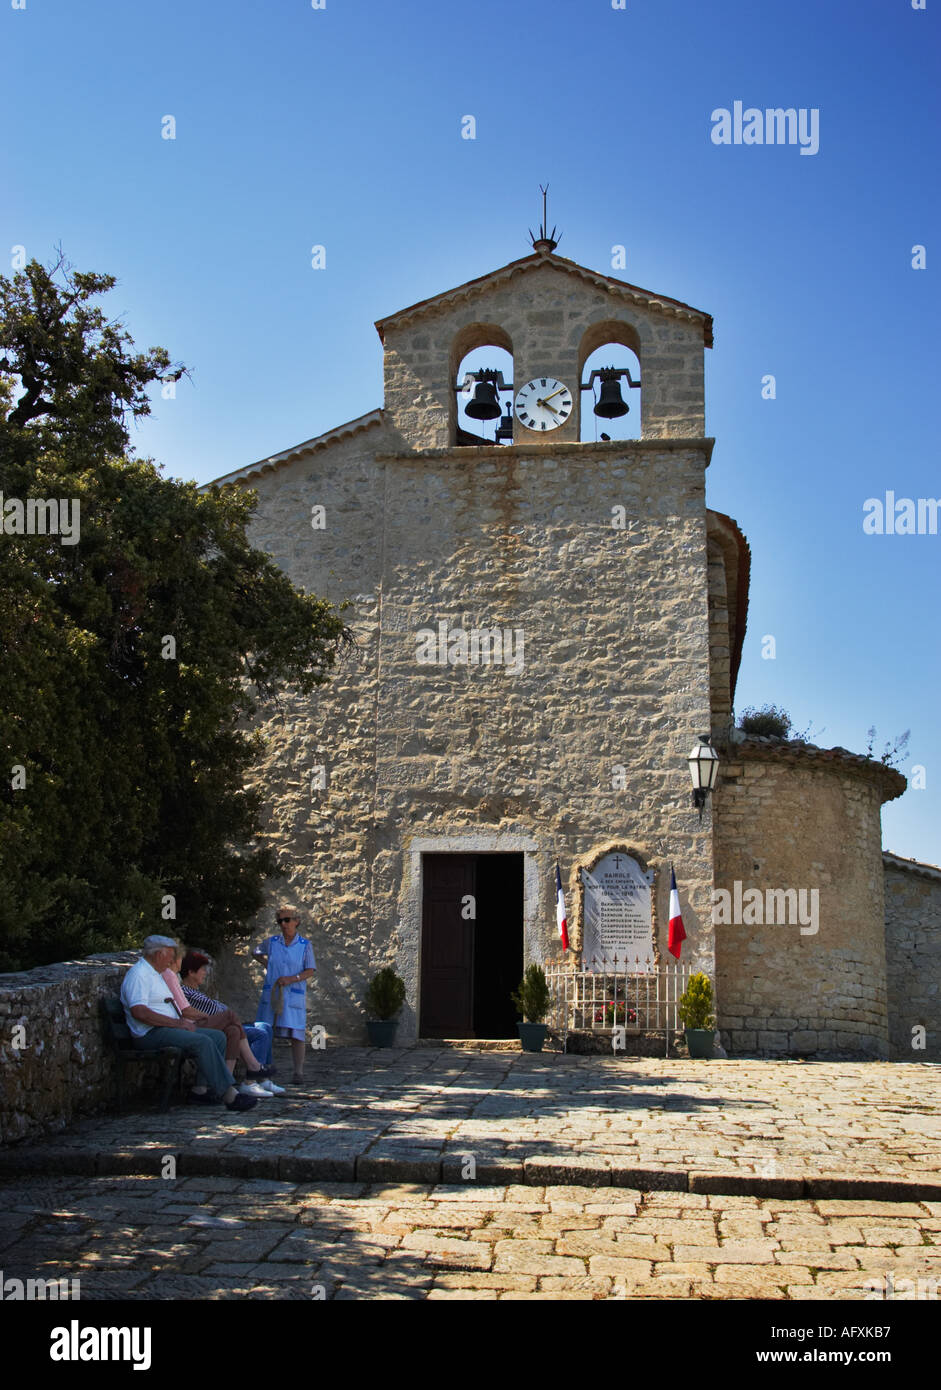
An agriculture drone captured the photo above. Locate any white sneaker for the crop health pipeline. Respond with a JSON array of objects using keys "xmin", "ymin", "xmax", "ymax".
[
  {"xmin": 239, "ymin": 1082, "xmax": 270, "ymax": 1097},
  {"xmin": 261, "ymin": 1079, "xmax": 286, "ymax": 1095}
]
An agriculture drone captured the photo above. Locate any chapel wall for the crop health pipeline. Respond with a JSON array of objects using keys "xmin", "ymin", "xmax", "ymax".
[
  {"xmin": 212, "ymin": 429, "xmax": 391, "ymax": 1042},
  {"xmin": 213, "ymin": 435, "xmax": 719, "ymax": 1043},
  {"xmin": 713, "ymin": 750, "xmax": 890, "ymax": 1058},
  {"xmin": 884, "ymin": 859, "xmax": 941, "ymax": 1061}
]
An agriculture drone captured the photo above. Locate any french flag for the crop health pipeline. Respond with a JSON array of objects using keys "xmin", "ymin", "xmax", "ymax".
[
  {"xmin": 668, "ymin": 867, "xmax": 687, "ymax": 959},
  {"xmin": 555, "ymin": 863, "xmax": 569, "ymax": 952}
]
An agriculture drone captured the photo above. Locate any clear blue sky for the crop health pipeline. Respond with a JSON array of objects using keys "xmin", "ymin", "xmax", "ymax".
[{"xmin": 3, "ymin": 0, "xmax": 939, "ymax": 863}]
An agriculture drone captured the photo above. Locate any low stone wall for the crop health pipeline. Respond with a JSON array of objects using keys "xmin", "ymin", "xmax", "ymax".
[
  {"xmin": 0, "ymin": 951, "xmax": 143, "ymax": 1146},
  {"xmin": 564, "ymin": 1031, "xmax": 684, "ymax": 1057},
  {"xmin": 884, "ymin": 853, "xmax": 941, "ymax": 1061}
]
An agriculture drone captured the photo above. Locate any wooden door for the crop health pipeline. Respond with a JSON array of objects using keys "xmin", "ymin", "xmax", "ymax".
[{"xmin": 420, "ymin": 855, "xmax": 475, "ymax": 1037}]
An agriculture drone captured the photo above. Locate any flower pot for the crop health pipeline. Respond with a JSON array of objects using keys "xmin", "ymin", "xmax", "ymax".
[
  {"xmin": 517, "ymin": 1022, "xmax": 548, "ymax": 1052},
  {"xmin": 685, "ymin": 1028, "xmax": 715, "ymax": 1059},
  {"xmin": 366, "ymin": 1020, "xmax": 398, "ymax": 1048}
]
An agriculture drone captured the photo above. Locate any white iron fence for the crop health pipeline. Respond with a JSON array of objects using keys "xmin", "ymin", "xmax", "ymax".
[{"xmin": 545, "ymin": 957, "xmax": 693, "ymax": 1053}]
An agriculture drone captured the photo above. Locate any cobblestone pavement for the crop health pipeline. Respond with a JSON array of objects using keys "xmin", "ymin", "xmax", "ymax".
[
  {"xmin": 5, "ymin": 1050, "xmax": 939, "ymax": 1192},
  {"xmin": 1, "ymin": 1175, "xmax": 939, "ymax": 1300}
]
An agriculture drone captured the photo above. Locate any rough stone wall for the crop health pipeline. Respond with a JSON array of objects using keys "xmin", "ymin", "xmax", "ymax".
[
  {"xmin": 884, "ymin": 858, "xmax": 941, "ymax": 1061},
  {"xmin": 706, "ymin": 531, "xmax": 733, "ymax": 726},
  {"xmin": 713, "ymin": 750, "xmax": 891, "ymax": 1058},
  {"xmin": 380, "ymin": 258, "xmax": 706, "ymax": 449},
  {"xmin": 0, "ymin": 953, "xmax": 142, "ymax": 1145},
  {"xmin": 216, "ymin": 433, "xmax": 718, "ymax": 1043}
]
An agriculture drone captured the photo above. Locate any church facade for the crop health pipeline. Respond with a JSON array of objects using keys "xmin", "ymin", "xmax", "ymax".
[{"xmin": 209, "ymin": 243, "xmax": 938, "ymax": 1061}]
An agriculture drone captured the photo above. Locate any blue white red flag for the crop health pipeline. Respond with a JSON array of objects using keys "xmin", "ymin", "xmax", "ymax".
[
  {"xmin": 555, "ymin": 863, "xmax": 569, "ymax": 952},
  {"xmin": 668, "ymin": 867, "xmax": 687, "ymax": 960}
]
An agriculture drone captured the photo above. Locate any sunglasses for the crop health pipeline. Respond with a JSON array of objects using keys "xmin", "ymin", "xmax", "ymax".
[{"xmin": 276, "ymin": 916, "xmax": 296, "ymax": 924}]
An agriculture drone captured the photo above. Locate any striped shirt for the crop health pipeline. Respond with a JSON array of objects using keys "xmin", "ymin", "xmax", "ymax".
[{"xmin": 180, "ymin": 985, "xmax": 226, "ymax": 1016}]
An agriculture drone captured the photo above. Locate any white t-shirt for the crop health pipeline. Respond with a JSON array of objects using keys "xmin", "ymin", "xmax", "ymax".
[{"xmin": 120, "ymin": 957, "xmax": 181, "ymax": 1037}]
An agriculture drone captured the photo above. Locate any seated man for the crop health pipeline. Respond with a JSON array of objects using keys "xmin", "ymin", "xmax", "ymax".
[{"xmin": 120, "ymin": 935, "xmax": 256, "ymax": 1113}]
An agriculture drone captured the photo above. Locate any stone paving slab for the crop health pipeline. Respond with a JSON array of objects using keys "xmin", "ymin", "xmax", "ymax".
[
  {"xmin": 2, "ymin": 1050, "xmax": 939, "ymax": 1199},
  {"xmin": 0, "ymin": 1174, "xmax": 937, "ymax": 1301}
]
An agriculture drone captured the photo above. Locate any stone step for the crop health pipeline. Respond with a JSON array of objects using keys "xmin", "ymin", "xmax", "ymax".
[{"xmin": 1, "ymin": 1144, "xmax": 938, "ymax": 1201}]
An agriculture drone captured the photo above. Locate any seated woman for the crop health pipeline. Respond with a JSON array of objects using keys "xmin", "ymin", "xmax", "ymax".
[
  {"xmin": 165, "ymin": 949, "xmax": 284, "ymax": 1097},
  {"xmin": 179, "ymin": 950, "xmax": 279, "ymax": 1086}
]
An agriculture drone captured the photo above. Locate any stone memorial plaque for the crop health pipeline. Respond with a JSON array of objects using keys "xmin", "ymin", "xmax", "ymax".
[{"xmin": 581, "ymin": 852, "xmax": 655, "ymax": 972}]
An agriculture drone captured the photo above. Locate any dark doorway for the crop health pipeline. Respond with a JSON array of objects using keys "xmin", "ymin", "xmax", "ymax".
[
  {"xmin": 473, "ymin": 854, "xmax": 524, "ymax": 1038},
  {"xmin": 420, "ymin": 853, "xmax": 524, "ymax": 1039}
]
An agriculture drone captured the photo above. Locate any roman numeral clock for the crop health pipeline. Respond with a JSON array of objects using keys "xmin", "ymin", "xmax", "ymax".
[{"xmin": 514, "ymin": 376, "xmax": 573, "ymax": 432}]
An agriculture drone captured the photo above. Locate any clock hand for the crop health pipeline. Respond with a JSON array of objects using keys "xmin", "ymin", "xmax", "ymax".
[
  {"xmin": 535, "ymin": 398, "xmax": 560, "ymax": 413},
  {"xmin": 541, "ymin": 387, "xmax": 566, "ymax": 404}
]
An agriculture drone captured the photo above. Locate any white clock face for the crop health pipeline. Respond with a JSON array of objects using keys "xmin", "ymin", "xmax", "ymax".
[{"xmin": 515, "ymin": 377, "xmax": 573, "ymax": 431}]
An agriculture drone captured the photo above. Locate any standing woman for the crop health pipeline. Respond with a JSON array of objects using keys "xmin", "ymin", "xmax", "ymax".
[{"xmin": 254, "ymin": 907, "xmax": 316, "ymax": 1084}]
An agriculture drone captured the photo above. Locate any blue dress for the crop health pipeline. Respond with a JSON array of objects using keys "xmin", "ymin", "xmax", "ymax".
[{"xmin": 256, "ymin": 934, "xmax": 316, "ymax": 1040}]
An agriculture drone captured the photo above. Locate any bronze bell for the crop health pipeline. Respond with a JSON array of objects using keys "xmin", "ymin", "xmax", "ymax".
[
  {"xmin": 594, "ymin": 371, "xmax": 629, "ymax": 418},
  {"xmin": 465, "ymin": 378, "xmax": 502, "ymax": 420}
]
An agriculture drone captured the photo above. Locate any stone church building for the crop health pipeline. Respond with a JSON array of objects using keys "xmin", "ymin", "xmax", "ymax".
[{"xmin": 209, "ymin": 239, "xmax": 938, "ymax": 1061}]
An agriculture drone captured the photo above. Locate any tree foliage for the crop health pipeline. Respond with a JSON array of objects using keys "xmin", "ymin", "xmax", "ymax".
[{"xmin": 0, "ymin": 254, "xmax": 351, "ymax": 970}]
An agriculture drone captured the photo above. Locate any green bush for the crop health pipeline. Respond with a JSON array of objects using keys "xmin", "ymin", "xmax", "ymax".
[
  {"xmin": 512, "ymin": 964, "xmax": 552, "ymax": 1023},
  {"xmin": 365, "ymin": 967, "xmax": 406, "ymax": 1021},
  {"xmin": 737, "ymin": 705, "xmax": 792, "ymax": 739},
  {"xmin": 678, "ymin": 972, "xmax": 715, "ymax": 1031}
]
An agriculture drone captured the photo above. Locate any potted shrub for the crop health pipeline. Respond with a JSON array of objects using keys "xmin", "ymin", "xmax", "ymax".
[
  {"xmin": 678, "ymin": 972, "xmax": 716, "ymax": 1059},
  {"xmin": 512, "ymin": 964, "xmax": 552, "ymax": 1052},
  {"xmin": 365, "ymin": 967, "xmax": 406, "ymax": 1047}
]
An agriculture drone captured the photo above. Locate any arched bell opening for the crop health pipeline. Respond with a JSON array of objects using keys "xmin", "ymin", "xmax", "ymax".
[
  {"xmin": 577, "ymin": 321, "xmax": 643, "ymax": 444},
  {"xmin": 451, "ymin": 323, "xmax": 514, "ymax": 448}
]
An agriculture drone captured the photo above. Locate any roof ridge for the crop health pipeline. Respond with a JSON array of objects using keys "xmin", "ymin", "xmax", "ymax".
[
  {"xmin": 374, "ymin": 251, "xmax": 714, "ymax": 346},
  {"xmin": 204, "ymin": 409, "xmax": 383, "ymax": 489},
  {"xmin": 883, "ymin": 851, "xmax": 941, "ymax": 879}
]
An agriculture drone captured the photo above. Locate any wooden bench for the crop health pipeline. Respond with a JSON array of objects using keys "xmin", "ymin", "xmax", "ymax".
[{"xmin": 101, "ymin": 997, "xmax": 184, "ymax": 1111}]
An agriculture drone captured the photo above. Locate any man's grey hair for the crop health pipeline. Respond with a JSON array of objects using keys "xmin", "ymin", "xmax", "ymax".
[{"xmin": 141, "ymin": 934, "xmax": 178, "ymax": 954}]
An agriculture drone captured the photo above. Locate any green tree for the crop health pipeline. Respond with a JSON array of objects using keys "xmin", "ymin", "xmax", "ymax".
[{"xmin": 0, "ymin": 253, "xmax": 351, "ymax": 970}]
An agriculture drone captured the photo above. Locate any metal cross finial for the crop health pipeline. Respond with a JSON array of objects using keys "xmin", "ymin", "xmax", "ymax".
[{"xmin": 529, "ymin": 185, "xmax": 560, "ymax": 252}]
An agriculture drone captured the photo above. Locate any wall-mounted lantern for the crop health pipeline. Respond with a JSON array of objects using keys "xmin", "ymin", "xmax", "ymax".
[{"xmin": 688, "ymin": 735, "xmax": 720, "ymax": 820}]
